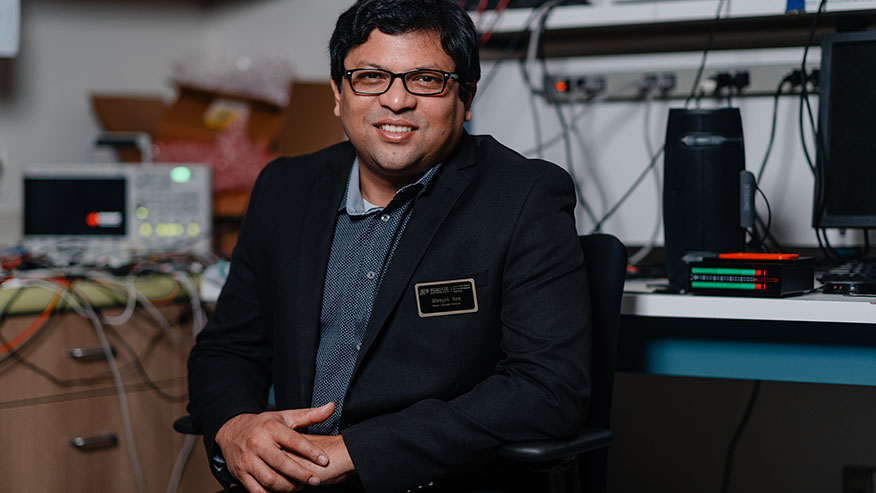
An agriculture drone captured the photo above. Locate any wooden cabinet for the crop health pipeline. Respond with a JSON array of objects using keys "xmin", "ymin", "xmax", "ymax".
[{"xmin": 0, "ymin": 305, "xmax": 217, "ymax": 492}]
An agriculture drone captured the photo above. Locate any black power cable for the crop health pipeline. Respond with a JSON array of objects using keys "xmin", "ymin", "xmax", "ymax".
[
  {"xmin": 752, "ymin": 186, "xmax": 773, "ymax": 252},
  {"xmin": 685, "ymin": 0, "xmax": 728, "ymax": 107},
  {"xmin": 798, "ymin": 0, "xmax": 839, "ymax": 265},
  {"xmin": 720, "ymin": 380, "xmax": 763, "ymax": 493},
  {"xmin": 757, "ymin": 73, "xmax": 796, "ymax": 184},
  {"xmin": 101, "ymin": 323, "xmax": 187, "ymax": 403}
]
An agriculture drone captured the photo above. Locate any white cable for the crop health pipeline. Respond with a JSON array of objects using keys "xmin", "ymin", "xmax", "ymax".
[
  {"xmin": 78, "ymin": 291, "xmax": 149, "ymax": 493},
  {"xmin": 524, "ymin": 1, "xmax": 561, "ymax": 86},
  {"xmin": 83, "ymin": 271, "xmax": 189, "ymax": 345},
  {"xmin": 166, "ymin": 434, "xmax": 197, "ymax": 493},
  {"xmin": 171, "ymin": 270, "xmax": 206, "ymax": 338},
  {"xmin": 17, "ymin": 278, "xmax": 147, "ymax": 493},
  {"xmin": 99, "ymin": 272, "xmax": 139, "ymax": 325}
]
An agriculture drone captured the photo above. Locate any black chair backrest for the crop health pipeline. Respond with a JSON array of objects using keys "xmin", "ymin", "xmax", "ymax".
[
  {"xmin": 578, "ymin": 234, "xmax": 627, "ymax": 492},
  {"xmin": 579, "ymin": 234, "xmax": 626, "ymax": 429}
]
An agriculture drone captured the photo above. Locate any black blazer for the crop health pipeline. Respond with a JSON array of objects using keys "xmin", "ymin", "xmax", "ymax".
[{"xmin": 187, "ymin": 132, "xmax": 592, "ymax": 492}]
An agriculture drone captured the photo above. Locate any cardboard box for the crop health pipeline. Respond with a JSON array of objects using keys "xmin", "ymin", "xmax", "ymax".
[{"xmin": 92, "ymin": 80, "xmax": 344, "ymax": 158}]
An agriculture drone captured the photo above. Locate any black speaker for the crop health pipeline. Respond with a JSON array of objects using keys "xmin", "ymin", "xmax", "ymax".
[{"xmin": 663, "ymin": 108, "xmax": 746, "ymax": 291}]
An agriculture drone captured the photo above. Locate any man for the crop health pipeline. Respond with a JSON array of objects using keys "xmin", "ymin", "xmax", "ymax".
[{"xmin": 187, "ymin": 0, "xmax": 591, "ymax": 491}]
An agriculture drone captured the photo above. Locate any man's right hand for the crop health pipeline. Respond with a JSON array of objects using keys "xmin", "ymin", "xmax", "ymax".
[{"xmin": 214, "ymin": 402, "xmax": 335, "ymax": 492}]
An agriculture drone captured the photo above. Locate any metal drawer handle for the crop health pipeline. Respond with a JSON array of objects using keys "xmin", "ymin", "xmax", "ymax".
[
  {"xmin": 70, "ymin": 433, "xmax": 118, "ymax": 451},
  {"xmin": 68, "ymin": 346, "xmax": 116, "ymax": 362}
]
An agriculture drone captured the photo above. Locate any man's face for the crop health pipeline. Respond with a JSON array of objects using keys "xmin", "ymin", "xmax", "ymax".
[{"xmin": 331, "ymin": 29, "xmax": 474, "ymax": 184}]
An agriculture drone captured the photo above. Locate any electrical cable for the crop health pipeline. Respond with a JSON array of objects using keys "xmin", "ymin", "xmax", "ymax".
[
  {"xmin": 171, "ymin": 270, "xmax": 206, "ymax": 337},
  {"xmin": 798, "ymin": 0, "xmax": 836, "ymax": 264},
  {"xmin": 99, "ymin": 322, "xmax": 187, "ymax": 403},
  {"xmin": 479, "ymin": 0, "xmax": 512, "ymax": 45},
  {"xmin": 628, "ymin": 83, "xmax": 664, "ymax": 266},
  {"xmin": 56, "ymin": 281, "xmax": 148, "ymax": 493},
  {"xmin": 0, "ymin": 285, "xmax": 39, "ymax": 364},
  {"xmin": 568, "ymin": 114, "xmax": 611, "ymax": 223},
  {"xmin": 521, "ymin": 77, "xmax": 646, "ymax": 156},
  {"xmin": 0, "ymin": 280, "xmax": 187, "ymax": 392},
  {"xmin": 590, "ymin": 145, "xmax": 665, "ymax": 234},
  {"xmin": 751, "ymin": 69, "xmax": 793, "ymax": 253},
  {"xmin": 541, "ymin": 62, "xmax": 599, "ymax": 226},
  {"xmin": 0, "ymin": 285, "xmax": 61, "ymax": 359},
  {"xmin": 685, "ymin": 0, "xmax": 727, "ymax": 107},
  {"xmin": 475, "ymin": 8, "xmax": 545, "ymax": 99},
  {"xmin": 0, "ymin": 278, "xmax": 149, "ymax": 493},
  {"xmin": 519, "ymin": 1, "xmax": 563, "ymax": 159},
  {"xmin": 754, "ymin": 186, "xmax": 773, "ymax": 252},
  {"xmin": 473, "ymin": 0, "xmax": 490, "ymax": 32},
  {"xmin": 797, "ymin": 94, "xmax": 816, "ymax": 175},
  {"xmin": 518, "ymin": 61, "xmax": 545, "ymax": 157},
  {"xmin": 720, "ymin": 380, "xmax": 762, "ymax": 493},
  {"xmin": 529, "ymin": 1, "xmax": 599, "ymax": 227},
  {"xmin": 167, "ymin": 434, "xmax": 198, "ymax": 493},
  {"xmin": 87, "ymin": 273, "xmax": 191, "ymax": 345},
  {"xmin": 756, "ymin": 74, "xmax": 795, "ymax": 184},
  {"xmin": 97, "ymin": 272, "xmax": 139, "ymax": 326}
]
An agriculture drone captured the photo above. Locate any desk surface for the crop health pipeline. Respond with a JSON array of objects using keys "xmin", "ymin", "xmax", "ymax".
[
  {"xmin": 619, "ymin": 280, "xmax": 876, "ymax": 386},
  {"xmin": 622, "ymin": 280, "xmax": 876, "ymax": 324}
]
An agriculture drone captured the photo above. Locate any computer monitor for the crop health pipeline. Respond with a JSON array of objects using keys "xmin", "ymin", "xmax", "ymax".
[{"xmin": 812, "ymin": 31, "xmax": 876, "ymax": 229}]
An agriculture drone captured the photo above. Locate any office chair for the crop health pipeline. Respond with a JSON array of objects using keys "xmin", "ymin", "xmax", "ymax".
[
  {"xmin": 174, "ymin": 234, "xmax": 627, "ymax": 493},
  {"xmin": 498, "ymin": 233, "xmax": 627, "ymax": 493}
]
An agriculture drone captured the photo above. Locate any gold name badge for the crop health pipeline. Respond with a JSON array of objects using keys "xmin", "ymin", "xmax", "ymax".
[{"xmin": 414, "ymin": 278, "xmax": 478, "ymax": 318}]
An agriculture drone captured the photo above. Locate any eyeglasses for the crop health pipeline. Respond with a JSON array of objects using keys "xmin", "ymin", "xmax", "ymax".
[{"xmin": 344, "ymin": 68, "xmax": 459, "ymax": 96}]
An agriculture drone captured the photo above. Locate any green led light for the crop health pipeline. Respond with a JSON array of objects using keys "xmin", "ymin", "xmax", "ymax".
[
  {"xmin": 136, "ymin": 206, "xmax": 148, "ymax": 220},
  {"xmin": 691, "ymin": 267, "xmax": 757, "ymax": 276},
  {"xmin": 691, "ymin": 281, "xmax": 757, "ymax": 290},
  {"xmin": 170, "ymin": 166, "xmax": 192, "ymax": 183}
]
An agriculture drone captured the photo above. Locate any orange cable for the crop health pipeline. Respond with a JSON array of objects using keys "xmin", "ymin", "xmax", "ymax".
[{"xmin": 0, "ymin": 286, "xmax": 62, "ymax": 356}]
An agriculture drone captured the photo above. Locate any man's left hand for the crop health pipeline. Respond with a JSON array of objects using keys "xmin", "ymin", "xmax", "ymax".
[{"xmin": 298, "ymin": 434, "xmax": 356, "ymax": 485}]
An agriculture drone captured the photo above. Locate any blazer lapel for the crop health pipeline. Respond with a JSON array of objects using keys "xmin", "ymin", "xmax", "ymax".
[
  {"xmin": 291, "ymin": 144, "xmax": 354, "ymax": 404},
  {"xmin": 354, "ymin": 133, "xmax": 479, "ymax": 370}
]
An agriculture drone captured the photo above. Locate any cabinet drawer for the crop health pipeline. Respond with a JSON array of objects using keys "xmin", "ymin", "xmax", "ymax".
[
  {"xmin": 0, "ymin": 390, "xmax": 214, "ymax": 492},
  {"xmin": 1, "ymin": 306, "xmax": 192, "ymax": 403}
]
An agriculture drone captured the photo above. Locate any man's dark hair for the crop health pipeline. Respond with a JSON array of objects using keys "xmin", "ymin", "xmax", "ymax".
[{"xmin": 329, "ymin": 0, "xmax": 480, "ymax": 102}]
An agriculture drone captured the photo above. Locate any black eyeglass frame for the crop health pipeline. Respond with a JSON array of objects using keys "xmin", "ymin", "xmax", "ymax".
[{"xmin": 344, "ymin": 68, "xmax": 460, "ymax": 96}]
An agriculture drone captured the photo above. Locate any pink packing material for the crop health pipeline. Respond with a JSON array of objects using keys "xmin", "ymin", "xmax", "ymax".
[{"xmin": 153, "ymin": 115, "xmax": 277, "ymax": 192}]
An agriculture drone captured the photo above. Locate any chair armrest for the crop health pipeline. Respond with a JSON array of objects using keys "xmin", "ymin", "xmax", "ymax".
[
  {"xmin": 497, "ymin": 427, "xmax": 613, "ymax": 463},
  {"xmin": 173, "ymin": 415, "xmax": 202, "ymax": 435}
]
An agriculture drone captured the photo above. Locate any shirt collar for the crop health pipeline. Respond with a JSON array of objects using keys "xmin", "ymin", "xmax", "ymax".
[{"xmin": 340, "ymin": 158, "xmax": 442, "ymax": 216}]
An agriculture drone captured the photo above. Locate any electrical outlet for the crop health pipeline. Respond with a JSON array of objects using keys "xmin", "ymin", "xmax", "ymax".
[
  {"xmin": 658, "ymin": 72, "xmax": 677, "ymax": 94},
  {"xmin": 543, "ymin": 74, "xmax": 606, "ymax": 103}
]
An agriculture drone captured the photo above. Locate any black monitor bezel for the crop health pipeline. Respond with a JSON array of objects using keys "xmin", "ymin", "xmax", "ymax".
[{"xmin": 812, "ymin": 30, "xmax": 876, "ymax": 229}]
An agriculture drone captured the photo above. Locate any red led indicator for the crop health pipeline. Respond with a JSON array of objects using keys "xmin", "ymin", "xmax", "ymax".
[
  {"xmin": 85, "ymin": 212, "xmax": 99, "ymax": 228},
  {"xmin": 554, "ymin": 80, "xmax": 568, "ymax": 93}
]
